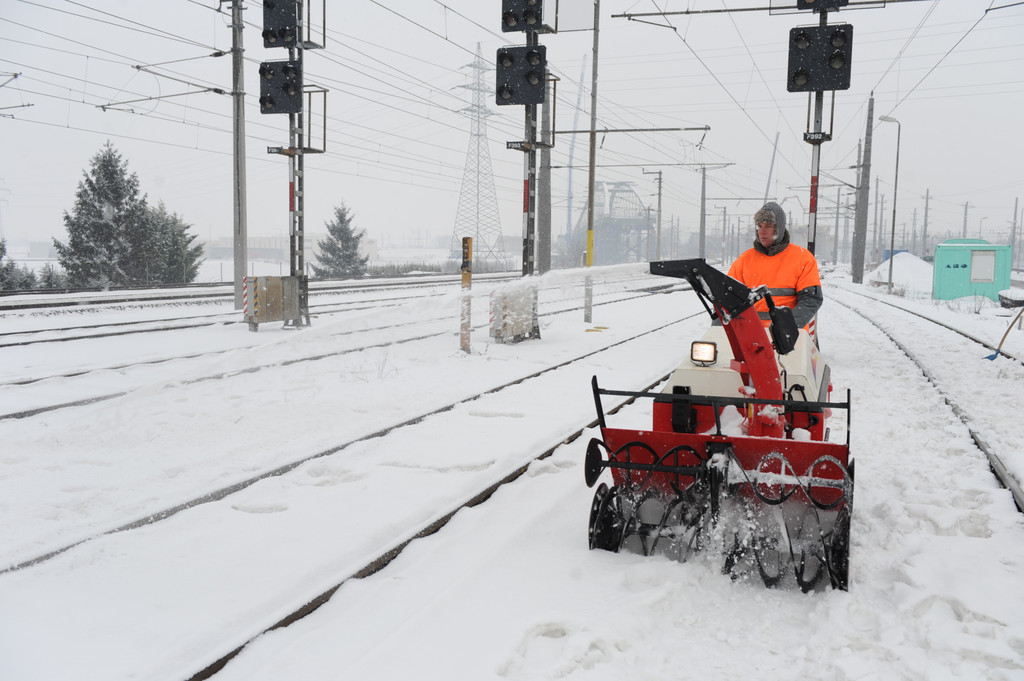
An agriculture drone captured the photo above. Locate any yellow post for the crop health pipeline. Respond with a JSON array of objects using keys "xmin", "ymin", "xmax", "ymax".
[{"xmin": 460, "ymin": 237, "xmax": 472, "ymax": 353}]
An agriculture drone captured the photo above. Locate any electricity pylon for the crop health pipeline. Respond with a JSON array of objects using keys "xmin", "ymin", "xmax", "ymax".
[{"xmin": 449, "ymin": 44, "xmax": 509, "ymax": 272}]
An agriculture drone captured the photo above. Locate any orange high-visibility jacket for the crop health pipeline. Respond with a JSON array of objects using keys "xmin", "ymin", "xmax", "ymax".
[{"xmin": 727, "ymin": 243, "xmax": 821, "ymax": 314}]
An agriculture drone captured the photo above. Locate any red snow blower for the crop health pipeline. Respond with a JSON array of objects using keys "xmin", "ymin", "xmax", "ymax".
[{"xmin": 584, "ymin": 259, "xmax": 854, "ymax": 591}]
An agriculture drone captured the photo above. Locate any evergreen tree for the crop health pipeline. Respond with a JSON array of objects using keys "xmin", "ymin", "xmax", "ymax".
[
  {"xmin": 149, "ymin": 202, "xmax": 205, "ymax": 284},
  {"xmin": 311, "ymin": 203, "xmax": 368, "ymax": 279},
  {"xmin": 37, "ymin": 262, "xmax": 69, "ymax": 290},
  {"xmin": 53, "ymin": 142, "xmax": 204, "ymax": 287},
  {"xmin": 0, "ymin": 239, "xmax": 38, "ymax": 290},
  {"xmin": 55, "ymin": 142, "xmax": 146, "ymax": 287}
]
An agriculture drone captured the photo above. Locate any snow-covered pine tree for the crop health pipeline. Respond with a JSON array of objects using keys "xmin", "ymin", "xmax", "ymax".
[
  {"xmin": 0, "ymin": 239, "xmax": 38, "ymax": 290},
  {"xmin": 149, "ymin": 201, "xmax": 205, "ymax": 284},
  {"xmin": 311, "ymin": 203, "xmax": 369, "ymax": 279},
  {"xmin": 37, "ymin": 263, "xmax": 69, "ymax": 290},
  {"xmin": 54, "ymin": 142, "xmax": 204, "ymax": 287},
  {"xmin": 54, "ymin": 142, "xmax": 147, "ymax": 287}
]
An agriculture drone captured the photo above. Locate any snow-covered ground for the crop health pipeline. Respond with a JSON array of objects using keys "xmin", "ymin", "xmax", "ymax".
[{"xmin": 1, "ymin": 256, "xmax": 1024, "ymax": 681}]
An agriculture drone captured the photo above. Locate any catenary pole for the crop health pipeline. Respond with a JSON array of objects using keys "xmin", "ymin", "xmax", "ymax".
[
  {"xmin": 922, "ymin": 188, "xmax": 930, "ymax": 255},
  {"xmin": 585, "ymin": 0, "xmax": 600, "ymax": 323},
  {"xmin": 537, "ymin": 79, "xmax": 551, "ymax": 274},
  {"xmin": 851, "ymin": 94, "xmax": 873, "ymax": 283},
  {"xmin": 230, "ymin": 0, "xmax": 248, "ymax": 309}
]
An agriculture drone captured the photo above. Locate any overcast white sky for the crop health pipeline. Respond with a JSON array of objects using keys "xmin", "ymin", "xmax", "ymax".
[{"xmin": 1, "ymin": 0, "xmax": 1021, "ymax": 254}]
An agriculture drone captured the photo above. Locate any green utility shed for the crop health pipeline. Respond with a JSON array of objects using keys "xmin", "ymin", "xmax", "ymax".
[{"xmin": 932, "ymin": 239, "xmax": 1012, "ymax": 301}]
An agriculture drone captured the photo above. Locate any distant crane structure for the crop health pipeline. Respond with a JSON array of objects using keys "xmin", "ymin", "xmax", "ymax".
[
  {"xmin": 567, "ymin": 181, "xmax": 651, "ymax": 266},
  {"xmin": 449, "ymin": 45, "xmax": 509, "ymax": 271}
]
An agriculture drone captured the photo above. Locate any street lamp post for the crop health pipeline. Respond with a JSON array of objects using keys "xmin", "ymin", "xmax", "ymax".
[{"xmin": 879, "ymin": 115, "xmax": 901, "ymax": 294}]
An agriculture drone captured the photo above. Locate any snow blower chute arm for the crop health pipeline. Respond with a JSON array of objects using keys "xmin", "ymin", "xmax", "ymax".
[{"xmin": 651, "ymin": 258, "xmax": 756, "ymax": 323}]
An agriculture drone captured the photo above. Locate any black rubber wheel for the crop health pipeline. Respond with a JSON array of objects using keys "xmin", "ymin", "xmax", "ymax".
[
  {"xmin": 588, "ymin": 484, "xmax": 625, "ymax": 552},
  {"xmin": 828, "ymin": 504, "xmax": 852, "ymax": 590}
]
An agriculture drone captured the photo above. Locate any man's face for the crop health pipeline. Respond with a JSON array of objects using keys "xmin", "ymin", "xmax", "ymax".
[{"xmin": 756, "ymin": 221, "xmax": 776, "ymax": 248}]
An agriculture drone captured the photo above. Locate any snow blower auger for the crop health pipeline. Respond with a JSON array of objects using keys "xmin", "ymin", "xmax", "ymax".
[{"xmin": 584, "ymin": 258, "xmax": 854, "ymax": 591}]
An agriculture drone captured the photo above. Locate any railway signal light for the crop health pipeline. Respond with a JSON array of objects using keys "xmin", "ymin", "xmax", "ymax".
[
  {"xmin": 259, "ymin": 60, "xmax": 303, "ymax": 114},
  {"xmin": 263, "ymin": 0, "xmax": 298, "ymax": 48},
  {"xmin": 796, "ymin": 0, "xmax": 849, "ymax": 9},
  {"xmin": 501, "ymin": 0, "xmax": 543, "ymax": 33},
  {"xmin": 495, "ymin": 45, "xmax": 546, "ymax": 106},
  {"xmin": 787, "ymin": 24, "xmax": 854, "ymax": 93}
]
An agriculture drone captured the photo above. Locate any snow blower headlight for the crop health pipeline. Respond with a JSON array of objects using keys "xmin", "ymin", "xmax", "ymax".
[{"xmin": 690, "ymin": 341, "xmax": 717, "ymax": 366}]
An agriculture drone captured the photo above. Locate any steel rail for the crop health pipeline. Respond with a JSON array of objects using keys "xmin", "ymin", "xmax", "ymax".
[
  {"xmin": 840, "ymin": 302, "xmax": 1024, "ymax": 512},
  {"xmin": 0, "ymin": 285, "xmax": 681, "ymax": 417},
  {"xmin": 184, "ymin": 367, "xmax": 675, "ymax": 681},
  {"xmin": 837, "ymin": 285, "xmax": 1023, "ymax": 366},
  {"xmin": 1, "ymin": 300, "xmax": 700, "ymax": 573}
]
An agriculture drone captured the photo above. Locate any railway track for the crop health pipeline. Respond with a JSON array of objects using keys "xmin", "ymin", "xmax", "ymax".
[
  {"xmin": 0, "ymin": 281, "xmax": 681, "ymax": 420},
  {"xmin": 186, "ymin": 364, "xmax": 683, "ymax": 681},
  {"xmin": 836, "ymin": 285, "xmax": 1023, "ymax": 363},
  {"xmin": 0, "ymin": 270, "xmax": 655, "ymax": 347},
  {"xmin": 0, "ymin": 293, "xmax": 432, "ymax": 347},
  {"xmin": 830, "ymin": 287, "xmax": 1024, "ymax": 510},
  {"xmin": 0, "ymin": 282, "xmax": 706, "ymax": 681},
  {"xmin": 0, "ymin": 282, "xmax": 470, "ymax": 346},
  {"xmin": 0, "ymin": 273, "xmax": 687, "ymax": 537},
  {"xmin": 0, "ymin": 272, "xmax": 520, "ymax": 312},
  {"xmin": 1, "ymin": 297, "xmax": 701, "ymax": 576}
]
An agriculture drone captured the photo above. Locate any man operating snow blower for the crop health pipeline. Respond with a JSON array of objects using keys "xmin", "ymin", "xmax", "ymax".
[
  {"xmin": 728, "ymin": 201, "xmax": 823, "ymax": 334},
  {"xmin": 584, "ymin": 257, "xmax": 853, "ymax": 591}
]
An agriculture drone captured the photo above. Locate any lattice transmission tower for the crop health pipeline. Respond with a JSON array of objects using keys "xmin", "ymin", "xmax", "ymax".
[{"xmin": 448, "ymin": 44, "xmax": 510, "ymax": 271}]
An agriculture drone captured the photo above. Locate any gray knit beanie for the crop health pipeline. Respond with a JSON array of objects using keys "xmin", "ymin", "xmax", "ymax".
[{"xmin": 754, "ymin": 201, "xmax": 787, "ymax": 245}]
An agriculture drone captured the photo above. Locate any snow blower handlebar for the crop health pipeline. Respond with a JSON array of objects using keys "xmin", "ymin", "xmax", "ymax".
[
  {"xmin": 651, "ymin": 259, "xmax": 798, "ymax": 356},
  {"xmin": 650, "ymin": 258, "xmax": 757, "ymax": 322}
]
